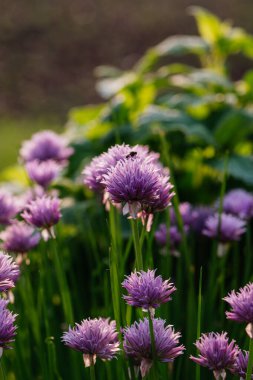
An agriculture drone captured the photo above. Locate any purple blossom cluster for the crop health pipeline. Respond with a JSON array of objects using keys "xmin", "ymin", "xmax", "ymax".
[
  {"xmin": 83, "ymin": 144, "xmax": 174, "ymax": 222},
  {"xmin": 224, "ymin": 282, "xmax": 253, "ymax": 339},
  {"xmin": 20, "ymin": 130, "xmax": 73, "ymax": 189},
  {"xmin": 0, "ymin": 299, "xmax": 17, "ymax": 354},
  {"xmin": 62, "ymin": 318, "xmax": 120, "ymax": 367},
  {"xmin": 0, "ymin": 222, "xmax": 41, "ymax": 254},
  {"xmin": 203, "ymin": 213, "xmax": 246, "ymax": 243},
  {"xmin": 230, "ymin": 350, "xmax": 253, "ymax": 379},
  {"xmin": 154, "ymin": 187, "xmax": 252, "ymax": 257},
  {"xmin": 223, "ymin": 189, "xmax": 253, "ymax": 220},
  {"xmin": 122, "ymin": 269, "xmax": 176, "ymax": 312},
  {"xmin": 123, "ymin": 318, "xmax": 184, "ymax": 377},
  {"xmin": 0, "ymin": 252, "xmax": 20, "ymax": 292},
  {"xmin": 191, "ymin": 282, "xmax": 253, "ymax": 379},
  {"xmin": 0, "ymin": 190, "xmax": 20, "ymax": 225},
  {"xmin": 21, "ymin": 196, "xmax": 61, "ymax": 237},
  {"xmin": 190, "ymin": 332, "xmax": 238, "ymax": 379}
]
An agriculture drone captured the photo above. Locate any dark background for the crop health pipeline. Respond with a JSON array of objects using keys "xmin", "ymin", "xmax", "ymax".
[{"xmin": 1, "ymin": 0, "xmax": 253, "ymax": 118}]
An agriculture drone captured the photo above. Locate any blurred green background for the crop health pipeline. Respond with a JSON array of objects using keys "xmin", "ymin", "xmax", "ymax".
[{"xmin": 1, "ymin": 0, "xmax": 253, "ymax": 169}]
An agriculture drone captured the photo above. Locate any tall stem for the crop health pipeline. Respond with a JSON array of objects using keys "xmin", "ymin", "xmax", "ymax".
[
  {"xmin": 90, "ymin": 365, "xmax": 96, "ymax": 380},
  {"xmin": 108, "ymin": 207, "xmax": 122, "ymax": 329},
  {"xmin": 50, "ymin": 238, "xmax": 74, "ymax": 324},
  {"xmin": 0, "ymin": 357, "xmax": 6, "ymax": 380},
  {"xmin": 148, "ymin": 309, "xmax": 157, "ymax": 380},
  {"xmin": 246, "ymin": 337, "xmax": 253, "ymax": 380},
  {"xmin": 130, "ymin": 219, "xmax": 143, "ymax": 270},
  {"xmin": 196, "ymin": 268, "xmax": 202, "ymax": 380}
]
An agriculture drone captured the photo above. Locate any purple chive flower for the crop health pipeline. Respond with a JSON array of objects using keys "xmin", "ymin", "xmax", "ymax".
[
  {"xmin": 0, "ymin": 222, "xmax": 40, "ymax": 254},
  {"xmin": 25, "ymin": 160, "xmax": 62, "ymax": 188},
  {"xmin": 223, "ymin": 189, "xmax": 253, "ymax": 220},
  {"xmin": 21, "ymin": 196, "xmax": 61, "ymax": 233},
  {"xmin": 0, "ymin": 191, "xmax": 20, "ymax": 225},
  {"xmin": 155, "ymin": 223, "xmax": 183, "ymax": 250},
  {"xmin": 102, "ymin": 157, "xmax": 174, "ymax": 218},
  {"xmin": 223, "ymin": 283, "xmax": 253, "ymax": 338},
  {"xmin": 122, "ymin": 270, "xmax": 176, "ymax": 313},
  {"xmin": 230, "ymin": 350, "xmax": 253, "ymax": 379},
  {"xmin": 20, "ymin": 130, "xmax": 73, "ymax": 164},
  {"xmin": 170, "ymin": 202, "xmax": 193, "ymax": 226},
  {"xmin": 191, "ymin": 206, "xmax": 214, "ymax": 233},
  {"xmin": 83, "ymin": 143, "xmax": 160, "ymax": 193},
  {"xmin": 0, "ymin": 298, "xmax": 17, "ymax": 354},
  {"xmin": 62, "ymin": 318, "xmax": 120, "ymax": 367},
  {"xmin": 123, "ymin": 318, "xmax": 184, "ymax": 378},
  {"xmin": 202, "ymin": 213, "xmax": 246, "ymax": 243},
  {"xmin": 190, "ymin": 332, "xmax": 238, "ymax": 380},
  {"xmin": 0, "ymin": 252, "xmax": 20, "ymax": 292}
]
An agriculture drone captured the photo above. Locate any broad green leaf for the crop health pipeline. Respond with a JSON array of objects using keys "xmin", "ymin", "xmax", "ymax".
[
  {"xmin": 190, "ymin": 7, "xmax": 225, "ymax": 43},
  {"xmin": 214, "ymin": 109, "xmax": 253, "ymax": 148},
  {"xmin": 137, "ymin": 106, "xmax": 214, "ymax": 144},
  {"xmin": 210, "ymin": 155, "xmax": 253, "ymax": 185},
  {"xmin": 154, "ymin": 35, "xmax": 209, "ymax": 56},
  {"xmin": 187, "ymin": 70, "xmax": 233, "ymax": 91},
  {"xmin": 68, "ymin": 104, "xmax": 105, "ymax": 125},
  {"xmin": 96, "ymin": 72, "xmax": 137, "ymax": 98}
]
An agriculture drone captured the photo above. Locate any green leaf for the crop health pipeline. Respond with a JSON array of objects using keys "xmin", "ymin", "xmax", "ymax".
[
  {"xmin": 214, "ymin": 109, "xmax": 253, "ymax": 148},
  {"xmin": 187, "ymin": 70, "xmax": 233, "ymax": 91},
  {"xmin": 211, "ymin": 155, "xmax": 253, "ymax": 185},
  {"xmin": 154, "ymin": 35, "xmax": 210, "ymax": 56},
  {"xmin": 190, "ymin": 7, "xmax": 224, "ymax": 43},
  {"xmin": 96, "ymin": 72, "xmax": 137, "ymax": 98},
  {"xmin": 137, "ymin": 106, "xmax": 214, "ymax": 144},
  {"xmin": 68, "ymin": 104, "xmax": 105, "ymax": 125}
]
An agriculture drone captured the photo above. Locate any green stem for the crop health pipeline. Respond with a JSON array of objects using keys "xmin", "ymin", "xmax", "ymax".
[
  {"xmin": 50, "ymin": 238, "xmax": 74, "ymax": 324},
  {"xmin": 108, "ymin": 207, "xmax": 122, "ymax": 329},
  {"xmin": 246, "ymin": 337, "xmax": 253, "ymax": 380},
  {"xmin": 130, "ymin": 219, "xmax": 143, "ymax": 270},
  {"xmin": 196, "ymin": 267, "xmax": 202, "ymax": 380},
  {"xmin": 0, "ymin": 357, "xmax": 6, "ymax": 380},
  {"xmin": 90, "ymin": 365, "xmax": 96, "ymax": 380},
  {"xmin": 219, "ymin": 254, "xmax": 227, "ymax": 323},
  {"xmin": 148, "ymin": 309, "xmax": 157, "ymax": 380},
  {"xmin": 217, "ymin": 153, "xmax": 229, "ymax": 242},
  {"xmin": 244, "ymin": 226, "xmax": 252, "ymax": 283},
  {"xmin": 148, "ymin": 310, "xmax": 156, "ymax": 359}
]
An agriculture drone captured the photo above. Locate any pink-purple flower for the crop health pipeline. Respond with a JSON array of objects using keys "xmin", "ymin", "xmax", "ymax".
[
  {"xmin": 102, "ymin": 157, "xmax": 174, "ymax": 218},
  {"xmin": 62, "ymin": 318, "xmax": 120, "ymax": 367},
  {"xmin": 191, "ymin": 206, "xmax": 214, "ymax": 233},
  {"xmin": 202, "ymin": 213, "xmax": 246, "ymax": 243},
  {"xmin": 123, "ymin": 318, "xmax": 184, "ymax": 377},
  {"xmin": 0, "ymin": 298, "xmax": 17, "ymax": 353},
  {"xmin": 0, "ymin": 222, "xmax": 40, "ymax": 254},
  {"xmin": 83, "ymin": 144, "xmax": 160, "ymax": 193},
  {"xmin": 190, "ymin": 332, "xmax": 238, "ymax": 379},
  {"xmin": 155, "ymin": 223, "xmax": 183, "ymax": 255},
  {"xmin": 170, "ymin": 202, "xmax": 193, "ymax": 226},
  {"xmin": 0, "ymin": 252, "xmax": 20, "ymax": 292},
  {"xmin": 223, "ymin": 283, "xmax": 253, "ymax": 337},
  {"xmin": 25, "ymin": 160, "xmax": 62, "ymax": 188},
  {"xmin": 223, "ymin": 189, "xmax": 253, "ymax": 220},
  {"xmin": 21, "ymin": 196, "xmax": 61, "ymax": 231},
  {"xmin": 0, "ymin": 191, "xmax": 20, "ymax": 225},
  {"xmin": 20, "ymin": 130, "xmax": 73, "ymax": 164},
  {"xmin": 230, "ymin": 350, "xmax": 253, "ymax": 379},
  {"xmin": 122, "ymin": 270, "xmax": 176, "ymax": 312}
]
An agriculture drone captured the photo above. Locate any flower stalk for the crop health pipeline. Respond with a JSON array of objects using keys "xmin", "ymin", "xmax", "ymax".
[
  {"xmin": 246, "ymin": 335, "xmax": 253, "ymax": 380},
  {"xmin": 130, "ymin": 219, "xmax": 143, "ymax": 270}
]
